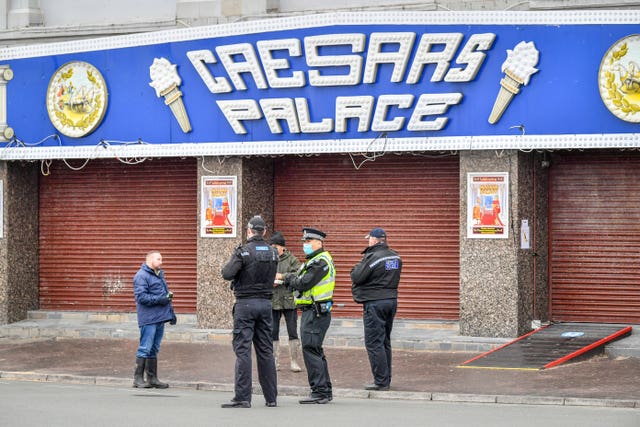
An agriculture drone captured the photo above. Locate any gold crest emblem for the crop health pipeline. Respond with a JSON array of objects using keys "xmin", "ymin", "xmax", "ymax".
[
  {"xmin": 46, "ymin": 61, "xmax": 108, "ymax": 137},
  {"xmin": 599, "ymin": 34, "xmax": 640, "ymax": 123}
]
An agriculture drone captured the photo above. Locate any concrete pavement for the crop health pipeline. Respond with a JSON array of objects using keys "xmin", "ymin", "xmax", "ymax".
[{"xmin": 0, "ymin": 311, "xmax": 639, "ymax": 409}]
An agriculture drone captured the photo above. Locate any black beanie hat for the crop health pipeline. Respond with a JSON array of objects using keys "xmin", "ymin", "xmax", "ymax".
[{"xmin": 269, "ymin": 231, "xmax": 286, "ymax": 246}]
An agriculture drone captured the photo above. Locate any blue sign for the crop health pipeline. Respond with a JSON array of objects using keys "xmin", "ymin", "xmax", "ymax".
[{"xmin": 2, "ymin": 12, "xmax": 640, "ymax": 154}]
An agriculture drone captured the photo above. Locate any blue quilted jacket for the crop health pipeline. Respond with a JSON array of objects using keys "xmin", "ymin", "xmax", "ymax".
[{"xmin": 133, "ymin": 263, "xmax": 176, "ymax": 327}]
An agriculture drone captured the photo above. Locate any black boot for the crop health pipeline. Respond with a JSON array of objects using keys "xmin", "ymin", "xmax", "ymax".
[
  {"xmin": 145, "ymin": 358, "xmax": 169, "ymax": 389},
  {"xmin": 133, "ymin": 357, "xmax": 150, "ymax": 388}
]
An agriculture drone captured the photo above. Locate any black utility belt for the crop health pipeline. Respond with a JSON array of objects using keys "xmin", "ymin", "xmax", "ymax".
[{"xmin": 297, "ymin": 301, "xmax": 333, "ymax": 314}]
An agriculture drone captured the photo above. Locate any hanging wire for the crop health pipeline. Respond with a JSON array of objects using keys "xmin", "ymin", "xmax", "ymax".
[
  {"xmin": 61, "ymin": 158, "xmax": 91, "ymax": 171},
  {"xmin": 4, "ymin": 135, "xmax": 154, "ymax": 174},
  {"xmin": 40, "ymin": 159, "xmax": 52, "ymax": 176},
  {"xmin": 509, "ymin": 124, "xmax": 526, "ymax": 136},
  {"xmin": 2, "ymin": 134, "xmax": 62, "ymax": 159},
  {"xmin": 199, "ymin": 155, "xmax": 228, "ymax": 174},
  {"xmin": 348, "ymin": 132, "xmax": 388, "ymax": 170},
  {"xmin": 409, "ymin": 150, "xmax": 458, "ymax": 158},
  {"xmin": 200, "ymin": 155, "xmax": 217, "ymax": 174},
  {"xmin": 102, "ymin": 138, "xmax": 149, "ymax": 165}
]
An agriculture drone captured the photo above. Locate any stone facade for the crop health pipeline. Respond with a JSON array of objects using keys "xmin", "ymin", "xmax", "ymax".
[
  {"xmin": 459, "ymin": 150, "xmax": 548, "ymax": 337},
  {"xmin": 0, "ymin": 0, "xmax": 635, "ymax": 337},
  {"xmin": 196, "ymin": 156, "xmax": 274, "ymax": 329},
  {"xmin": 0, "ymin": 161, "xmax": 38, "ymax": 324}
]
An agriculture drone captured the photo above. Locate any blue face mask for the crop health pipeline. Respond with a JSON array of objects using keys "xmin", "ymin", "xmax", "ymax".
[{"xmin": 303, "ymin": 243, "xmax": 314, "ymax": 255}]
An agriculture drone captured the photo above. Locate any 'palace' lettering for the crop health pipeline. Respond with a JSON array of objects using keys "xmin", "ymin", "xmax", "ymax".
[{"xmin": 217, "ymin": 94, "xmax": 462, "ymax": 134}]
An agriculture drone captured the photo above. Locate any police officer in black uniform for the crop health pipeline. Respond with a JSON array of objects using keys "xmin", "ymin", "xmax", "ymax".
[
  {"xmin": 283, "ymin": 227, "xmax": 335, "ymax": 404},
  {"xmin": 221, "ymin": 215, "xmax": 279, "ymax": 408},
  {"xmin": 350, "ymin": 227, "xmax": 402, "ymax": 391}
]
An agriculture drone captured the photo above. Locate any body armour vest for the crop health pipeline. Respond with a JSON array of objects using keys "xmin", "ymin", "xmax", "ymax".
[{"xmin": 233, "ymin": 240, "xmax": 278, "ymax": 299}]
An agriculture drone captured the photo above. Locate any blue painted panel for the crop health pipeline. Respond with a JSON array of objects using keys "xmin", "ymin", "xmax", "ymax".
[{"xmin": 4, "ymin": 23, "xmax": 639, "ymax": 147}]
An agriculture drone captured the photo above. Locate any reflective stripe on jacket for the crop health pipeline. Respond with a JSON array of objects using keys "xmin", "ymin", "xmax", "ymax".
[{"xmin": 295, "ymin": 251, "xmax": 335, "ymax": 305}]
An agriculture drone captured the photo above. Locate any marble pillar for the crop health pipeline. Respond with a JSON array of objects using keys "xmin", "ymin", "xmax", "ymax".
[
  {"xmin": 196, "ymin": 156, "xmax": 274, "ymax": 328},
  {"xmin": 459, "ymin": 150, "xmax": 549, "ymax": 337},
  {"xmin": 0, "ymin": 161, "xmax": 39, "ymax": 324}
]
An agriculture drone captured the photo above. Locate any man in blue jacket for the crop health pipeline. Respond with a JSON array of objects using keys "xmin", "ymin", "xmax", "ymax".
[{"xmin": 133, "ymin": 250, "xmax": 176, "ymax": 389}]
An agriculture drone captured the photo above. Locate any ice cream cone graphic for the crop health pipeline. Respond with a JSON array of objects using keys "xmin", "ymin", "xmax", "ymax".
[
  {"xmin": 488, "ymin": 41, "xmax": 539, "ymax": 124},
  {"xmin": 149, "ymin": 58, "xmax": 192, "ymax": 133}
]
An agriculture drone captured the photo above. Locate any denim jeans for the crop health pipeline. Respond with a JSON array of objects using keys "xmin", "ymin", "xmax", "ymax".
[{"xmin": 136, "ymin": 322, "xmax": 165, "ymax": 358}]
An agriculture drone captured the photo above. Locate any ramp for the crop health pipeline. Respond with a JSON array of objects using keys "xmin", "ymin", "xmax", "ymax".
[{"xmin": 459, "ymin": 323, "xmax": 632, "ymax": 370}]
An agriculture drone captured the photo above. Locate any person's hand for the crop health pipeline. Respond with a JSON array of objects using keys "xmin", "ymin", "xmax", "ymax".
[
  {"xmin": 283, "ymin": 273, "xmax": 294, "ymax": 286},
  {"xmin": 167, "ymin": 291, "xmax": 174, "ymax": 300},
  {"xmin": 155, "ymin": 295, "xmax": 171, "ymax": 306}
]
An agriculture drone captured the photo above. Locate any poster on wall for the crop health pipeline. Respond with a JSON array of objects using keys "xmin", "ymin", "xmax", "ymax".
[
  {"xmin": 201, "ymin": 176, "xmax": 237, "ymax": 238},
  {"xmin": 467, "ymin": 173, "xmax": 509, "ymax": 239}
]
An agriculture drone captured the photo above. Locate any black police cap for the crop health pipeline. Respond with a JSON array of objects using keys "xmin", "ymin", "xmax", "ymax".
[
  {"xmin": 248, "ymin": 215, "xmax": 266, "ymax": 231},
  {"xmin": 301, "ymin": 227, "xmax": 326, "ymax": 241}
]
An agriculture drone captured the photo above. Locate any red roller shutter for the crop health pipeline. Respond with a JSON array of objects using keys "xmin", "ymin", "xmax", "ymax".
[
  {"xmin": 39, "ymin": 158, "xmax": 197, "ymax": 313},
  {"xmin": 274, "ymin": 154, "xmax": 460, "ymax": 320},
  {"xmin": 550, "ymin": 152, "xmax": 640, "ymax": 323}
]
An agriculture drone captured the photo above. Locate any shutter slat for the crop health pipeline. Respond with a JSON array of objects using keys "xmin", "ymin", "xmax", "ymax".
[
  {"xmin": 550, "ymin": 152, "xmax": 640, "ymax": 323},
  {"xmin": 274, "ymin": 154, "xmax": 460, "ymax": 320},
  {"xmin": 39, "ymin": 158, "xmax": 198, "ymax": 313}
]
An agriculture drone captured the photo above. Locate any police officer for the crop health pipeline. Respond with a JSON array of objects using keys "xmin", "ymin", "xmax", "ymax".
[
  {"xmin": 283, "ymin": 227, "xmax": 335, "ymax": 404},
  {"xmin": 350, "ymin": 227, "xmax": 402, "ymax": 391},
  {"xmin": 221, "ymin": 215, "xmax": 279, "ymax": 408}
]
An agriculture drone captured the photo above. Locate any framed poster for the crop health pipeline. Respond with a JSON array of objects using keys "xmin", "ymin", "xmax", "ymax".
[
  {"xmin": 201, "ymin": 176, "xmax": 237, "ymax": 238},
  {"xmin": 467, "ymin": 172, "xmax": 509, "ymax": 239}
]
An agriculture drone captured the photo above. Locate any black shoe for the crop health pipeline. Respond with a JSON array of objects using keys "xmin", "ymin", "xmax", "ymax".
[
  {"xmin": 364, "ymin": 384, "xmax": 390, "ymax": 391},
  {"xmin": 299, "ymin": 395, "xmax": 329, "ymax": 404},
  {"xmin": 221, "ymin": 400, "xmax": 251, "ymax": 408},
  {"xmin": 265, "ymin": 402, "xmax": 277, "ymax": 407}
]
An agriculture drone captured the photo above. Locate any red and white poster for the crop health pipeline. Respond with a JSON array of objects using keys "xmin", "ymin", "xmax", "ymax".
[
  {"xmin": 201, "ymin": 176, "xmax": 237, "ymax": 238},
  {"xmin": 467, "ymin": 172, "xmax": 509, "ymax": 239}
]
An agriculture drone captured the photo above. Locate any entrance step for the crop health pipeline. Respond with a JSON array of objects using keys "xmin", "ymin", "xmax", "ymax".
[
  {"xmin": 3, "ymin": 311, "xmax": 636, "ymax": 357},
  {"xmin": 6, "ymin": 311, "xmax": 626, "ymax": 356}
]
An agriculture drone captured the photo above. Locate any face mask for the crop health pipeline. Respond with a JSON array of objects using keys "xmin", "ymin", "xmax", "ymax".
[{"xmin": 303, "ymin": 243, "xmax": 314, "ymax": 255}]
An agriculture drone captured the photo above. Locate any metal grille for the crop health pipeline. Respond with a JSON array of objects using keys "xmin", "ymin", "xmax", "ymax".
[
  {"xmin": 39, "ymin": 158, "xmax": 197, "ymax": 313},
  {"xmin": 550, "ymin": 152, "xmax": 640, "ymax": 323},
  {"xmin": 274, "ymin": 154, "xmax": 460, "ymax": 320}
]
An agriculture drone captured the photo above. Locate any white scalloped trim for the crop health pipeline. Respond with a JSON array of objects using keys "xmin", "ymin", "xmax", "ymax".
[
  {"xmin": 2, "ymin": 11, "xmax": 640, "ymax": 60},
  {"xmin": 2, "ymin": 133, "xmax": 640, "ymax": 160}
]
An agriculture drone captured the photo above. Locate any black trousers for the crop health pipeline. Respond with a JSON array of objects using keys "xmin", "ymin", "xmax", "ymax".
[
  {"xmin": 299, "ymin": 308, "xmax": 332, "ymax": 398},
  {"xmin": 232, "ymin": 298, "xmax": 277, "ymax": 403},
  {"xmin": 363, "ymin": 298, "xmax": 397, "ymax": 387},
  {"xmin": 272, "ymin": 308, "xmax": 299, "ymax": 341}
]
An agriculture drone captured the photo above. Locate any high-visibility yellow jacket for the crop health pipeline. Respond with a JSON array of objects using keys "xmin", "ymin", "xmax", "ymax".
[{"xmin": 295, "ymin": 251, "xmax": 335, "ymax": 305}]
